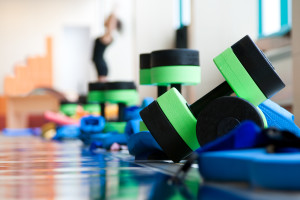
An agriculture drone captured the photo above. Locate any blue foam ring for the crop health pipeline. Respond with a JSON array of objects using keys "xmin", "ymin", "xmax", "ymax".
[
  {"xmin": 196, "ymin": 121, "xmax": 263, "ymax": 154},
  {"xmin": 53, "ymin": 125, "xmax": 80, "ymax": 140},
  {"xmin": 259, "ymin": 99, "xmax": 300, "ymax": 135},
  {"xmin": 124, "ymin": 119, "xmax": 141, "ymax": 140},
  {"xmin": 80, "ymin": 115, "xmax": 105, "ymax": 134},
  {"xmin": 127, "ymin": 131, "xmax": 164, "ymax": 159},
  {"xmin": 198, "ymin": 148, "xmax": 300, "ymax": 190}
]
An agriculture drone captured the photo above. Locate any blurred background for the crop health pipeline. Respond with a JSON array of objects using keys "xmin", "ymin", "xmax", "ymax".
[{"xmin": 0, "ymin": 0, "xmax": 298, "ymax": 128}]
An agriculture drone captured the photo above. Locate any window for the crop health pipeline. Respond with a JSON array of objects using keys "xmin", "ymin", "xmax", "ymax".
[{"xmin": 258, "ymin": 0, "xmax": 292, "ymax": 38}]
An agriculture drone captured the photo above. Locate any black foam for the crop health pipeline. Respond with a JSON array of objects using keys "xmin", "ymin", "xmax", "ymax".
[
  {"xmin": 60, "ymin": 100, "xmax": 78, "ymax": 105},
  {"xmin": 140, "ymin": 101, "xmax": 193, "ymax": 163},
  {"xmin": 231, "ymin": 35, "xmax": 285, "ymax": 98},
  {"xmin": 196, "ymin": 96, "xmax": 265, "ymax": 146},
  {"xmin": 88, "ymin": 82, "xmax": 107, "ymax": 91},
  {"xmin": 105, "ymin": 81, "xmax": 136, "ymax": 90},
  {"xmin": 140, "ymin": 53, "xmax": 151, "ymax": 69},
  {"xmin": 151, "ymin": 49, "xmax": 199, "ymax": 67}
]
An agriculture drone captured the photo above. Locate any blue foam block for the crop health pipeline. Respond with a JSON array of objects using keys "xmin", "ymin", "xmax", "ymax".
[
  {"xmin": 141, "ymin": 97, "xmax": 154, "ymax": 108},
  {"xmin": 124, "ymin": 106, "xmax": 141, "ymax": 121},
  {"xmin": 89, "ymin": 132, "xmax": 127, "ymax": 150},
  {"xmin": 198, "ymin": 148, "xmax": 300, "ymax": 190},
  {"xmin": 124, "ymin": 119, "xmax": 141, "ymax": 140},
  {"xmin": 53, "ymin": 125, "xmax": 80, "ymax": 140},
  {"xmin": 127, "ymin": 131, "xmax": 165, "ymax": 159},
  {"xmin": 259, "ymin": 99, "xmax": 300, "ymax": 135},
  {"xmin": 124, "ymin": 97, "xmax": 154, "ymax": 121}
]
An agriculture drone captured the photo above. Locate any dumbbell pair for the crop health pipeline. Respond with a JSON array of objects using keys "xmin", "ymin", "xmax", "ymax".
[{"xmin": 140, "ymin": 35, "xmax": 285, "ymax": 162}]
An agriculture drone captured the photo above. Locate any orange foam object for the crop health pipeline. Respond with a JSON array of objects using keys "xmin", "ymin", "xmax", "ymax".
[{"xmin": 4, "ymin": 37, "xmax": 53, "ymax": 96}]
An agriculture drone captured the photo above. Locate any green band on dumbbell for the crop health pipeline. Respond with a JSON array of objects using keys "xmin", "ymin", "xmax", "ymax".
[
  {"xmin": 87, "ymin": 91, "xmax": 105, "ymax": 103},
  {"xmin": 139, "ymin": 121, "xmax": 148, "ymax": 132},
  {"xmin": 105, "ymin": 90, "xmax": 138, "ymax": 105},
  {"xmin": 104, "ymin": 122, "xmax": 127, "ymax": 133},
  {"xmin": 151, "ymin": 66, "xmax": 201, "ymax": 85},
  {"xmin": 157, "ymin": 88, "xmax": 199, "ymax": 150},
  {"xmin": 83, "ymin": 103, "xmax": 101, "ymax": 114},
  {"xmin": 140, "ymin": 69, "xmax": 152, "ymax": 85},
  {"xmin": 256, "ymin": 106, "xmax": 268, "ymax": 128},
  {"xmin": 60, "ymin": 104, "xmax": 77, "ymax": 116},
  {"xmin": 213, "ymin": 48, "xmax": 267, "ymax": 106}
]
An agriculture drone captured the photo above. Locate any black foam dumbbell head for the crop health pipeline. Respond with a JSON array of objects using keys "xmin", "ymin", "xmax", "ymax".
[
  {"xmin": 88, "ymin": 82, "xmax": 107, "ymax": 91},
  {"xmin": 105, "ymin": 81, "xmax": 136, "ymax": 90},
  {"xmin": 151, "ymin": 49, "xmax": 200, "ymax": 67},
  {"xmin": 140, "ymin": 100, "xmax": 193, "ymax": 163},
  {"xmin": 231, "ymin": 35, "xmax": 285, "ymax": 98},
  {"xmin": 196, "ymin": 96, "xmax": 265, "ymax": 146},
  {"xmin": 140, "ymin": 53, "xmax": 151, "ymax": 69}
]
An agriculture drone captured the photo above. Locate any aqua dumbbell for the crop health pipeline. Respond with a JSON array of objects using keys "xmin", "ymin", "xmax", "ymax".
[
  {"xmin": 105, "ymin": 81, "xmax": 138, "ymax": 121},
  {"xmin": 140, "ymin": 35, "xmax": 285, "ymax": 162},
  {"xmin": 88, "ymin": 82, "xmax": 106, "ymax": 117},
  {"xmin": 103, "ymin": 81, "xmax": 138, "ymax": 133},
  {"xmin": 140, "ymin": 53, "xmax": 168, "ymax": 96},
  {"xmin": 151, "ymin": 49, "xmax": 201, "ymax": 93},
  {"xmin": 60, "ymin": 100, "xmax": 78, "ymax": 117}
]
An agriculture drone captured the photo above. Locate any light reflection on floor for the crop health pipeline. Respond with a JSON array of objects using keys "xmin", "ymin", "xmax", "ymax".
[{"xmin": 0, "ymin": 135, "xmax": 200, "ymax": 200}]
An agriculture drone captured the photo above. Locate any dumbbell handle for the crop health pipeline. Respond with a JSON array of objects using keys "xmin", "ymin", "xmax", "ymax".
[
  {"xmin": 190, "ymin": 81, "xmax": 233, "ymax": 118},
  {"xmin": 157, "ymin": 86, "xmax": 168, "ymax": 97},
  {"xmin": 100, "ymin": 103, "xmax": 105, "ymax": 118},
  {"xmin": 118, "ymin": 103, "xmax": 126, "ymax": 122},
  {"xmin": 171, "ymin": 84, "xmax": 182, "ymax": 93}
]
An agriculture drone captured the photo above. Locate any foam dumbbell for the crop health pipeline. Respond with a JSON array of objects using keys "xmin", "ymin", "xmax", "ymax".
[
  {"xmin": 140, "ymin": 35, "xmax": 285, "ymax": 163},
  {"xmin": 105, "ymin": 81, "xmax": 138, "ymax": 121},
  {"xmin": 151, "ymin": 49, "xmax": 200, "ymax": 93},
  {"xmin": 79, "ymin": 95, "xmax": 100, "ymax": 115},
  {"xmin": 103, "ymin": 81, "xmax": 138, "ymax": 133},
  {"xmin": 88, "ymin": 82, "xmax": 106, "ymax": 117},
  {"xmin": 60, "ymin": 100, "xmax": 78, "ymax": 117},
  {"xmin": 140, "ymin": 53, "xmax": 168, "ymax": 96}
]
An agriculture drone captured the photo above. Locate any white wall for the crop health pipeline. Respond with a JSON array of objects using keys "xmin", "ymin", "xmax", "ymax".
[
  {"xmin": 135, "ymin": 0, "xmax": 177, "ymax": 100},
  {"xmin": 0, "ymin": 0, "xmax": 134, "ymax": 95},
  {"xmin": 265, "ymin": 47, "xmax": 293, "ymax": 106},
  {"xmin": 189, "ymin": 0, "xmax": 258, "ymax": 103}
]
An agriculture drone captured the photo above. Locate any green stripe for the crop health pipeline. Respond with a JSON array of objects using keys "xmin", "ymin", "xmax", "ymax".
[
  {"xmin": 213, "ymin": 48, "xmax": 267, "ymax": 106},
  {"xmin": 157, "ymin": 88, "xmax": 199, "ymax": 150},
  {"xmin": 83, "ymin": 103, "xmax": 101, "ymax": 114},
  {"xmin": 140, "ymin": 69, "xmax": 152, "ymax": 85},
  {"xmin": 105, "ymin": 90, "xmax": 138, "ymax": 105},
  {"xmin": 88, "ymin": 91, "xmax": 105, "ymax": 103},
  {"xmin": 60, "ymin": 104, "xmax": 78, "ymax": 116},
  {"xmin": 139, "ymin": 121, "xmax": 148, "ymax": 132},
  {"xmin": 151, "ymin": 66, "xmax": 201, "ymax": 85},
  {"xmin": 104, "ymin": 122, "xmax": 127, "ymax": 133}
]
